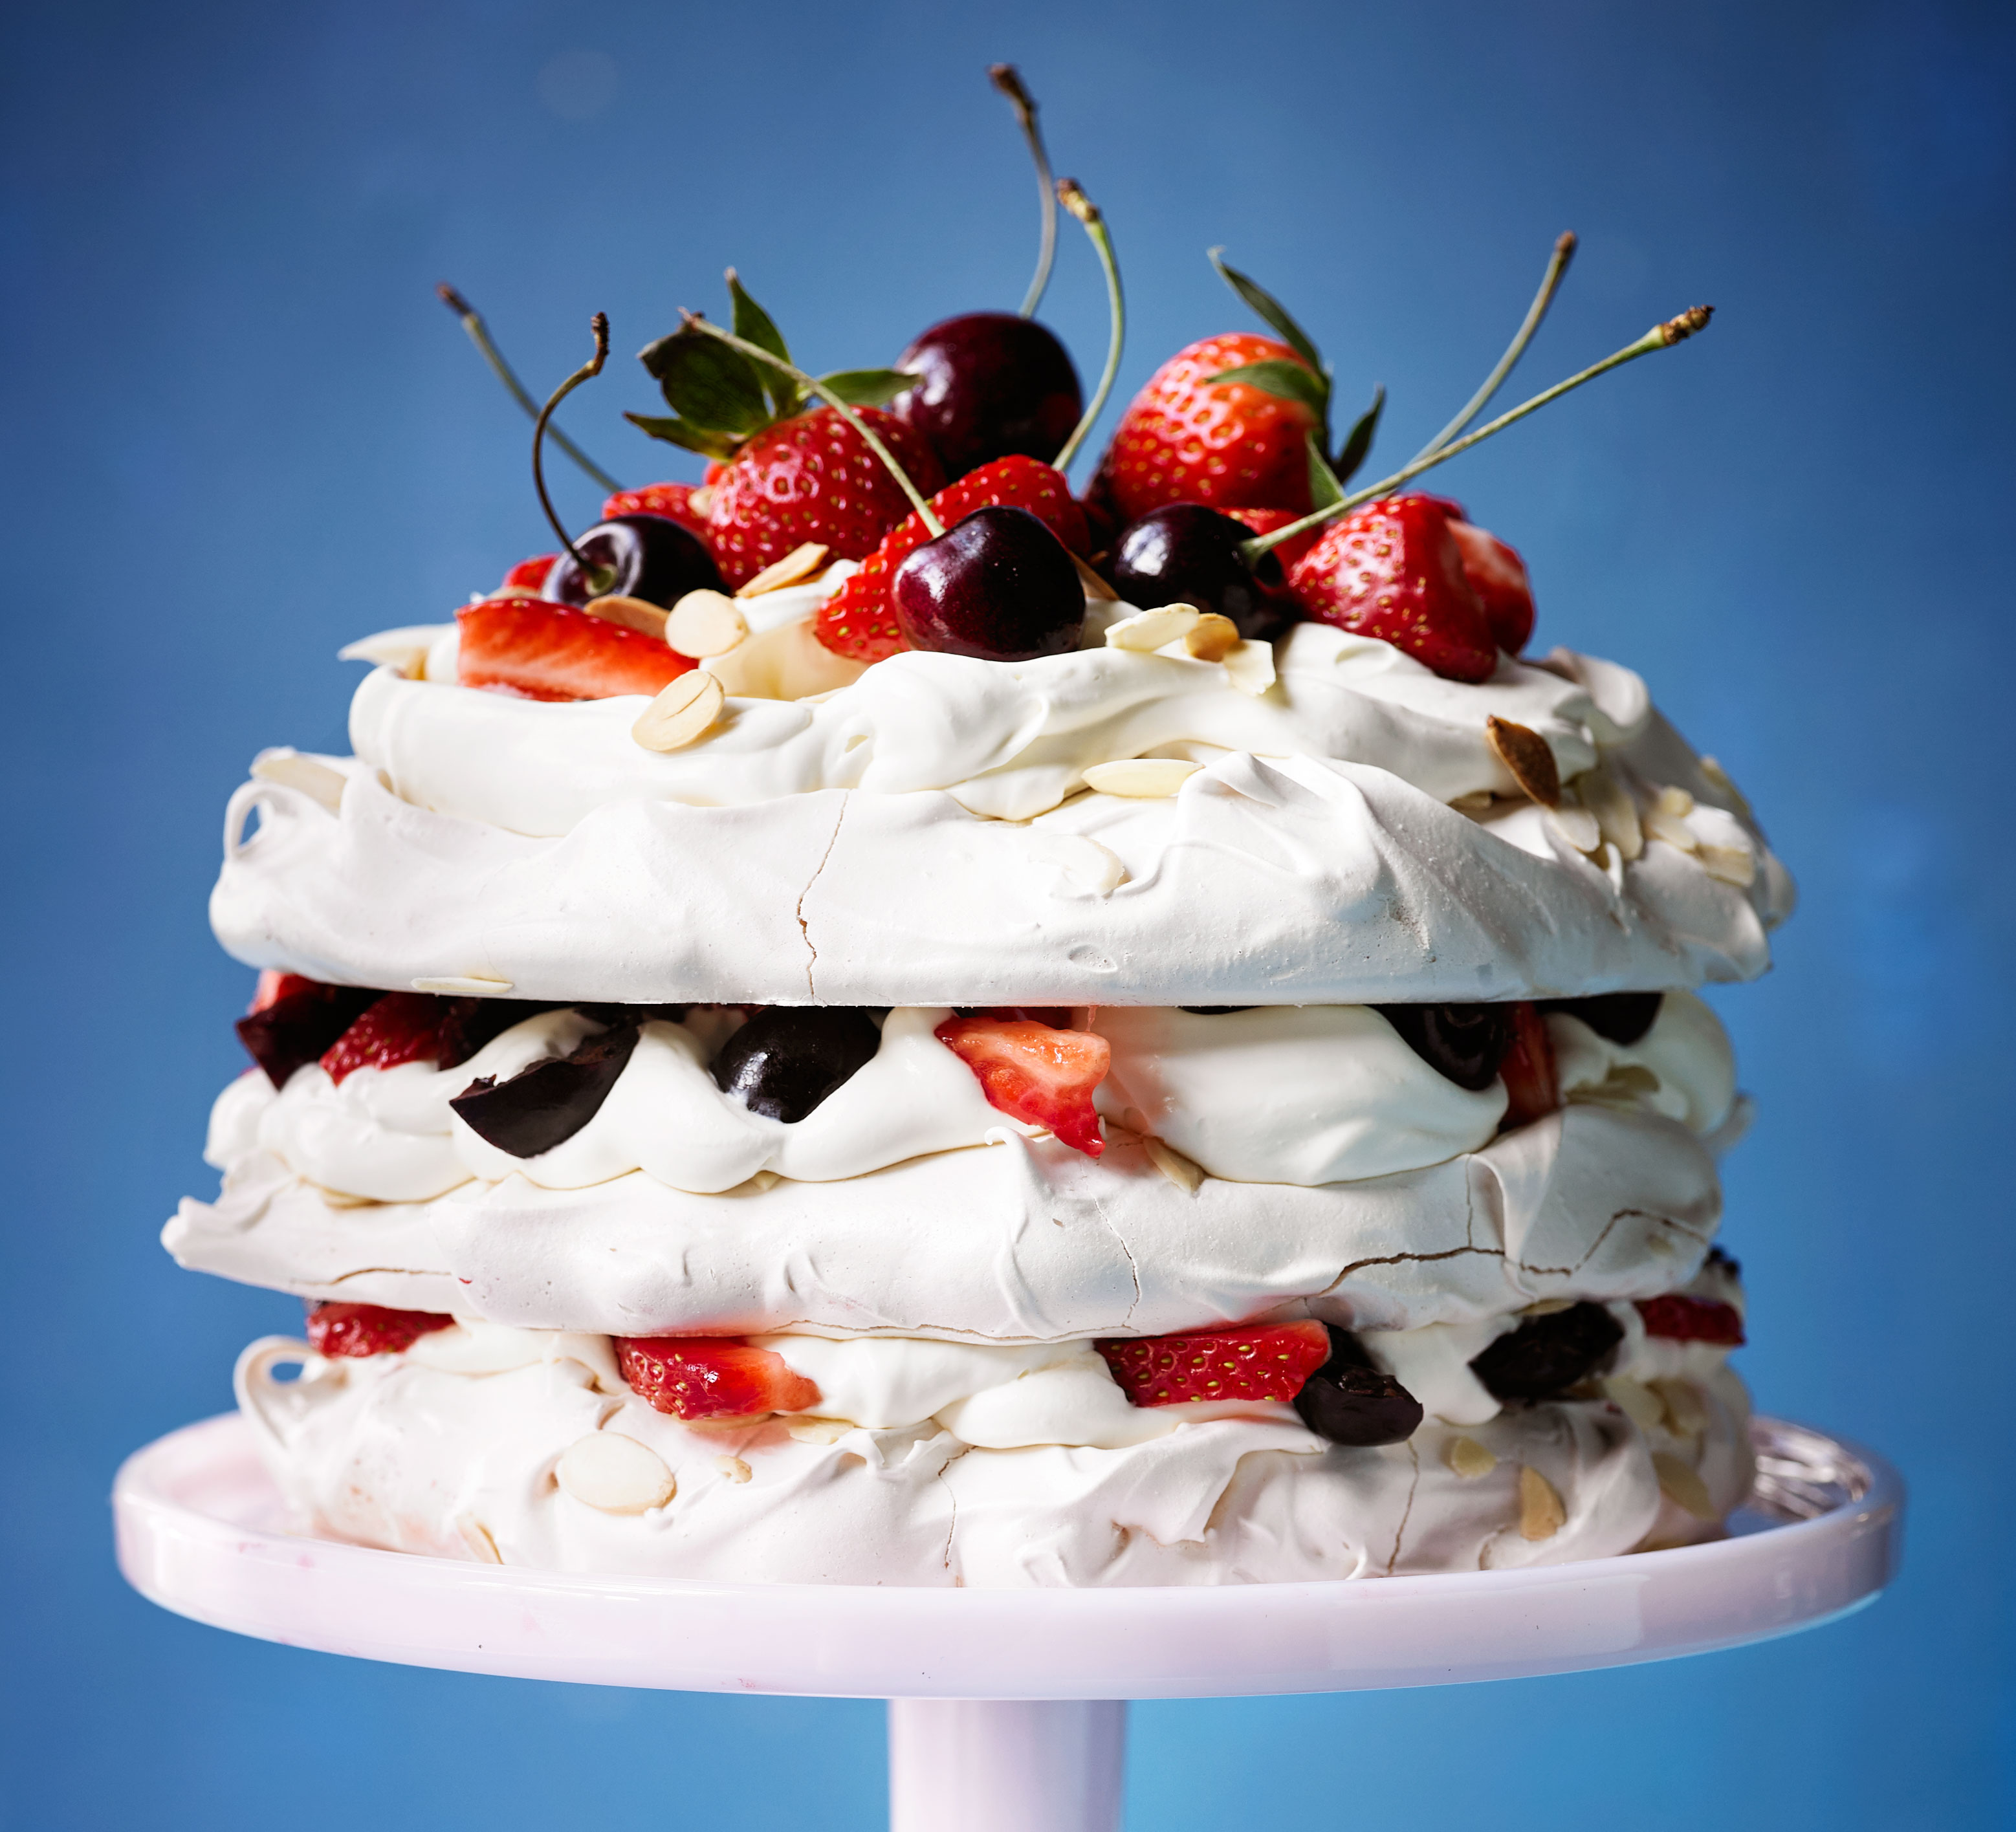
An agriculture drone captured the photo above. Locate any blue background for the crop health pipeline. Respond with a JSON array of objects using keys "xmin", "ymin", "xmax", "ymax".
[{"xmin": 3, "ymin": 0, "xmax": 2011, "ymax": 1824}]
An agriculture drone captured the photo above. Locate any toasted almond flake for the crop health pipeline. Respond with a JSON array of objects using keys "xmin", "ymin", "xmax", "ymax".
[
  {"xmin": 1600, "ymin": 1375, "xmax": 1667, "ymax": 1431},
  {"xmin": 1651, "ymin": 1377, "xmax": 1710, "ymax": 1439},
  {"xmin": 1074, "ymin": 553, "xmax": 1119, "ymax": 601},
  {"xmin": 1577, "ymin": 763, "xmax": 1643, "ymax": 861},
  {"xmin": 1448, "ymin": 789, "xmax": 1496, "ymax": 815},
  {"xmin": 688, "ymin": 485, "xmax": 715, "ymax": 517},
  {"xmin": 455, "ymin": 1514, "xmax": 503, "ymax": 1564},
  {"xmin": 1655, "ymin": 784, "xmax": 1695, "ymax": 818},
  {"xmin": 582, "ymin": 593, "xmax": 670, "ymax": 639},
  {"xmin": 1517, "ymin": 1465, "xmax": 1567, "ymax": 1540},
  {"xmin": 663, "ymin": 590, "xmax": 748, "ymax": 659},
  {"xmin": 1143, "ymin": 1135, "xmax": 1206, "ymax": 1194},
  {"xmin": 1485, "ymin": 715, "xmax": 1561, "ymax": 806},
  {"xmin": 785, "ymin": 1416, "xmax": 853, "ymax": 1445},
  {"xmin": 1520, "ymin": 1298, "xmax": 1576, "ymax": 1316},
  {"xmin": 1446, "ymin": 1436, "xmax": 1497, "ymax": 1479},
  {"xmin": 633, "ymin": 668, "xmax": 726, "ymax": 751},
  {"xmin": 251, "ymin": 750, "xmax": 347, "ymax": 814},
  {"xmin": 1698, "ymin": 842, "xmax": 1757, "ymax": 887},
  {"xmin": 736, "ymin": 541, "xmax": 830, "ymax": 597},
  {"xmin": 1641, "ymin": 804, "xmax": 1698, "ymax": 853},
  {"xmin": 715, "ymin": 1455, "xmax": 753, "ymax": 1484},
  {"xmin": 556, "ymin": 1432, "xmax": 675, "ymax": 1514},
  {"xmin": 1183, "ymin": 612, "xmax": 1241, "ymax": 662},
  {"xmin": 1221, "ymin": 638, "xmax": 1276, "ymax": 697},
  {"xmin": 1105, "ymin": 605, "xmax": 1200, "ymax": 651},
  {"xmin": 411, "ymin": 975, "xmax": 515, "ymax": 996},
  {"xmin": 1698, "ymin": 755, "xmax": 1753, "ymax": 820},
  {"xmin": 1651, "ymin": 1451, "xmax": 1716, "ymax": 1520},
  {"xmin": 338, "ymin": 625, "xmax": 443, "ymax": 677},
  {"xmin": 1082, "ymin": 758, "xmax": 1202, "ymax": 798},
  {"xmin": 1546, "ymin": 802, "xmax": 1603, "ymax": 855}
]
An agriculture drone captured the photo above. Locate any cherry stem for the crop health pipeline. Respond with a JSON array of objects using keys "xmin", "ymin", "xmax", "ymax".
[
  {"xmin": 1410, "ymin": 232, "xmax": 1577, "ymax": 464},
  {"xmin": 1242, "ymin": 305, "xmax": 1715, "ymax": 565},
  {"xmin": 990, "ymin": 65, "xmax": 1057, "ymax": 319},
  {"xmin": 533, "ymin": 313, "xmax": 613, "ymax": 583},
  {"xmin": 679, "ymin": 314, "xmax": 943, "ymax": 535},
  {"xmin": 438, "ymin": 283, "xmax": 622, "ymax": 493},
  {"xmin": 1051, "ymin": 179, "xmax": 1124, "ymax": 475}
]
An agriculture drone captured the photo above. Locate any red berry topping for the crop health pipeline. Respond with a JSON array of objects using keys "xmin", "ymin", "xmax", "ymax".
[
  {"xmin": 501, "ymin": 554, "xmax": 559, "ymax": 594},
  {"xmin": 1287, "ymin": 496, "xmax": 1500, "ymax": 683},
  {"xmin": 236, "ymin": 976, "xmax": 379, "ymax": 1089},
  {"xmin": 320, "ymin": 992, "xmax": 448, "ymax": 1085},
  {"xmin": 1095, "ymin": 1320, "xmax": 1332, "ymax": 1408},
  {"xmin": 705, "ymin": 406, "xmax": 944, "ymax": 591},
  {"xmin": 934, "ymin": 1015, "xmax": 1110, "ymax": 1157},
  {"xmin": 455, "ymin": 596, "xmax": 694, "ymax": 703},
  {"xmin": 1635, "ymin": 1295, "xmax": 1746, "ymax": 1346},
  {"xmin": 1096, "ymin": 333, "xmax": 1320, "ymax": 524},
  {"xmin": 601, "ymin": 481, "xmax": 711, "ymax": 538},
  {"xmin": 815, "ymin": 455, "xmax": 1090, "ymax": 662},
  {"xmin": 615, "ymin": 1336, "xmax": 822, "ymax": 1422},
  {"xmin": 1224, "ymin": 505, "xmax": 1320, "ymax": 574},
  {"xmin": 1498, "ymin": 1000, "xmax": 1560, "ymax": 1128},
  {"xmin": 305, "ymin": 1302, "xmax": 455, "ymax": 1358},
  {"xmin": 1407, "ymin": 495, "xmax": 1535, "ymax": 655}
]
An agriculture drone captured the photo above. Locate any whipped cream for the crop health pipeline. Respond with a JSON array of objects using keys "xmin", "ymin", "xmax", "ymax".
[{"xmin": 1549, "ymin": 989, "xmax": 1736, "ymax": 1135}]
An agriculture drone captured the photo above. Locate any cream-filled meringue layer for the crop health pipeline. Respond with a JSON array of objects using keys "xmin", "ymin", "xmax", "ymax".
[
  {"xmin": 169, "ymin": 1103, "xmax": 1722, "ymax": 1340},
  {"xmin": 233, "ymin": 1329, "xmax": 1751, "ymax": 1585}
]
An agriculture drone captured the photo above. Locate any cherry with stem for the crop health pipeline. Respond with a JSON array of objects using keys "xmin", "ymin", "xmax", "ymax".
[
  {"xmin": 532, "ymin": 312, "xmax": 615, "ymax": 593},
  {"xmin": 989, "ymin": 65, "xmax": 1057, "ymax": 320},
  {"xmin": 439, "ymin": 283, "xmax": 622, "ymax": 492},
  {"xmin": 1050, "ymin": 178, "xmax": 1125, "ymax": 476}
]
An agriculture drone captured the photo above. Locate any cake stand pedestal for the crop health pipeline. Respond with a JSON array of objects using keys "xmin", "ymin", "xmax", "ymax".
[{"xmin": 114, "ymin": 1413, "xmax": 1899, "ymax": 1832}]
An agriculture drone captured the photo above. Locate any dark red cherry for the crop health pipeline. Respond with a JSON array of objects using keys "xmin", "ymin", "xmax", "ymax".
[
  {"xmin": 1375, "ymin": 1003, "xmax": 1516, "ymax": 1092},
  {"xmin": 712, "ymin": 1007, "xmax": 882, "ymax": 1124},
  {"xmin": 236, "ymin": 979, "xmax": 380, "ymax": 1089},
  {"xmin": 1293, "ymin": 1327, "xmax": 1423, "ymax": 1446},
  {"xmin": 451, "ymin": 1022, "xmax": 640, "ymax": 1158},
  {"xmin": 892, "ymin": 505, "xmax": 1084, "ymax": 661},
  {"xmin": 1539, "ymin": 992, "xmax": 1664, "ymax": 1046},
  {"xmin": 892, "ymin": 313, "xmax": 1082, "ymax": 479},
  {"xmin": 545, "ymin": 513, "xmax": 723, "ymax": 608},
  {"xmin": 1469, "ymin": 1302, "xmax": 1624, "ymax": 1400},
  {"xmin": 1111, "ymin": 505, "xmax": 1299, "ymax": 640}
]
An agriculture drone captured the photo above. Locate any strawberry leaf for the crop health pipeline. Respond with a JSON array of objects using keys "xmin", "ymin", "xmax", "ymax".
[
  {"xmin": 816, "ymin": 367, "xmax": 919, "ymax": 408},
  {"xmin": 1333, "ymin": 385, "xmax": 1385, "ymax": 484},
  {"xmin": 1306, "ymin": 431, "xmax": 1344, "ymax": 510},
  {"xmin": 727, "ymin": 270, "xmax": 799, "ymax": 419},
  {"xmin": 1208, "ymin": 249, "xmax": 1326, "ymax": 380},
  {"xmin": 1209, "ymin": 358, "xmax": 1328, "ymax": 415},
  {"xmin": 637, "ymin": 323, "xmax": 772, "ymax": 439},
  {"xmin": 623, "ymin": 411, "xmax": 744, "ymax": 463}
]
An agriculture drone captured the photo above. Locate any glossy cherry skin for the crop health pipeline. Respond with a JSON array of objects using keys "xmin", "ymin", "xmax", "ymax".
[
  {"xmin": 892, "ymin": 313, "xmax": 1082, "ymax": 479},
  {"xmin": 712, "ymin": 1007, "xmax": 882, "ymax": 1124},
  {"xmin": 1468, "ymin": 1302, "xmax": 1624, "ymax": 1400},
  {"xmin": 1111, "ymin": 505, "xmax": 1299, "ymax": 640},
  {"xmin": 451, "ymin": 1023, "xmax": 641, "ymax": 1159},
  {"xmin": 545, "ymin": 513, "xmax": 724, "ymax": 607},
  {"xmin": 1375, "ymin": 1003, "xmax": 1516, "ymax": 1092},
  {"xmin": 1540, "ymin": 991, "xmax": 1663, "ymax": 1045},
  {"xmin": 1293, "ymin": 1328, "xmax": 1423, "ymax": 1448},
  {"xmin": 892, "ymin": 505, "xmax": 1085, "ymax": 661}
]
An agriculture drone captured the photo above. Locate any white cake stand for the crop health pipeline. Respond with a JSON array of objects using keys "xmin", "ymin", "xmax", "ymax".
[{"xmin": 115, "ymin": 1412, "xmax": 1899, "ymax": 1832}]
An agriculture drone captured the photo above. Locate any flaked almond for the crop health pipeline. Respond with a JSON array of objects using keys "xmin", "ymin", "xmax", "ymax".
[
  {"xmin": 1074, "ymin": 553, "xmax": 1119, "ymax": 601},
  {"xmin": 1448, "ymin": 789, "xmax": 1496, "ymax": 815},
  {"xmin": 1082, "ymin": 758, "xmax": 1202, "ymax": 798},
  {"xmin": 1221, "ymin": 638, "xmax": 1276, "ymax": 697},
  {"xmin": 411, "ymin": 974, "xmax": 516, "ymax": 996},
  {"xmin": 1698, "ymin": 843, "xmax": 1757, "ymax": 887},
  {"xmin": 1656, "ymin": 785, "xmax": 1694, "ymax": 816},
  {"xmin": 1105, "ymin": 605, "xmax": 1199, "ymax": 651},
  {"xmin": 1485, "ymin": 715, "xmax": 1561, "ymax": 806},
  {"xmin": 1518, "ymin": 1465, "xmax": 1567, "ymax": 1540},
  {"xmin": 1577, "ymin": 763, "xmax": 1643, "ymax": 861},
  {"xmin": 633, "ymin": 668, "xmax": 726, "ymax": 752},
  {"xmin": 338, "ymin": 625, "xmax": 441, "ymax": 677},
  {"xmin": 736, "ymin": 541, "xmax": 829, "ymax": 597},
  {"xmin": 1143, "ymin": 1135, "xmax": 1205, "ymax": 1194},
  {"xmin": 664, "ymin": 589, "xmax": 749, "ymax": 659},
  {"xmin": 1546, "ymin": 802, "xmax": 1603, "ymax": 856},
  {"xmin": 1641, "ymin": 801, "xmax": 1698, "ymax": 853},
  {"xmin": 455, "ymin": 1514, "xmax": 503, "ymax": 1564},
  {"xmin": 1600, "ymin": 1375, "xmax": 1667, "ymax": 1431},
  {"xmin": 688, "ymin": 485, "xmax": 715, "ymax": 517},
  {"xmin": 582, "ymin": 593, "xmax": 669, "ymax": 639},
  {"xmin": 1651, "ymin": 1377, "xmax": 1709, "ymax": 1439},
  {"xmin": 1698, "ymin": 755, "xmax": 1753, "ymax": 820},
  {"xmin": 785, "ymin": 1416, "xmax": 853, "ymax": 1445},
  {"xmin": 1651, "ymin": 1451, "xmax": 1716, "ymax": 1520},
  {"xmin": 1445, "ymin": 1436, "xmax": 1497, "ymax": 1479},
  {"xmin": 556, "ymin": 1432, "xmax": 675, "ymax": 1514},
  {"xmin": 1182, "ymin": 612, "xmax": 1240, "ymax": 662},
  {"xmin": 252, "ymin": 750, "xmax": 347, "ymax": 814},
  {"xmin": 715, "ymin": 1455, "xmax": 753, "ymax": 1485}
]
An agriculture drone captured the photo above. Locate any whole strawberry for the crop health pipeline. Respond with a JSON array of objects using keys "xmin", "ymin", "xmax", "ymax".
[
  {"xmin": 705, "ymin": 406, "xmax": 944, "ymax": 589},
  {"xmin": 1096, "ymin": 332, "xmax": 1320, "ymax": 523},
  {"xmin": 816, "ymin": 454, "xmax": 1089, "ymax": 662},
  {"xmin": 1407, "ymin": 494, "xmax": 1535, "ymax": 655},
  {"xmin": 1288, "ymin": 496, "xmax": 1500, "ymax": 682}
]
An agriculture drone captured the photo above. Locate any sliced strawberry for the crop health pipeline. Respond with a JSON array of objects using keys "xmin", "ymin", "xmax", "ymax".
[
  {"xmin": 1635, "ymin": 1295, "xmax": 1746, "ymax": 1346},
  {"xmin": 1095, "ymin": 333, "xmax": 1321, "ymax": 524},
  {"xmin": 236, "ymin": 977, "xmax": 379, "ymax": 1089},
  {"xmin": 456, "ymin": 596, "xmax": 694, "ymax": 703},
  {"xmin": 615, "ymin": 1336, "xmax": 822, "ymax": 1421},
  {"xmin": 1225, "ymin": 506, "xmax": 1321, "ymax": 574},
  {"xmin": 320, "ymin": 992, "xmax": 447, "ymax": 1084},
  {"xmin": 1408, "ymin": 495, "xmax": 1535, "ymax": 655},
  {"xmin": 501, "ymin": 554, "xmax": 558, "ymax": 594},
  {"xmin": 305, "ymin": 1302, "xmax": 455, "ymax": 1358},
  {"xmin": 1287, "ymin": 496, "xmax": 1499, "ymax": 683},
  {"xmin": 815, "ymin": 455, "xmax": 1090, "ymax": 662},
  {"xmin": 600, "ymin": 481, "xmax": 713, "ymax": 538},
  {"xmin": 1499, "ymin": 1001, "xmax": 1560, "ymax": 1128},
  {"xmin": 1095, "ymin": 1321, "xmax": 1332, "ymax": 1408},
  {"xmin": 934, "ymin": 1016, "xmax": 1109, "ymax": 1157}
]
